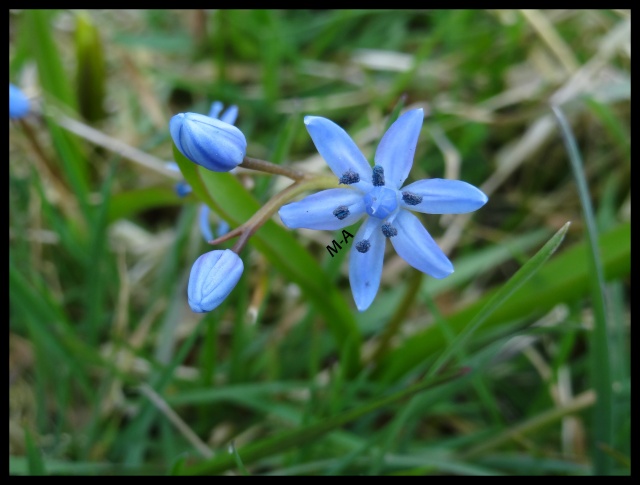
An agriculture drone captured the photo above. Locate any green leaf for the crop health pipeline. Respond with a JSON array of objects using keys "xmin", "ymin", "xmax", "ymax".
[
  {"xmin": 552, "ymin": 105, "xmax": 613, "ymax": 475},
  {"xmin": 378, "ymin": 221, "xmax": 630, "ymax": 382},
  {"xmin": 182, "ymin": 368, "xmax": 465, "ymax": 475},
  {"xmin": 108, "ymin": 186, "xmax": 184, "ymax": 223},
  {"xmin": 24, "ymin": 10, "xmax": 76, "ymax": 110},
  {"xmin": 24, "ymin": 430, "xmax": 46, "ymax": 476},
  {"xmin": 75, "ymin": 11, "xmax": 107, "ymax": 122}
]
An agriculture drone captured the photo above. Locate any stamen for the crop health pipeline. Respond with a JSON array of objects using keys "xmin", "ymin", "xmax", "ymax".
[
  {"xmin": 402, "ymin": 191, "xmax": 423, "ymax": 206},
  {"xmin": 381, "ymin": 223, "xmax": 398, "ymax": 238},
  {"xmin": 355, "ymin": 240, "xmax": 371, "ymax": 253},
  {"xmin": 339, "ymin": 169, "xmax": 360, "ymax": 185},
  {"xmin": 372, "ymin": 165, "xmax": 385, "ymax": 187},
  {"xmin": 333, "ymin": 205, "xmax": 350, "ymax": 220}
]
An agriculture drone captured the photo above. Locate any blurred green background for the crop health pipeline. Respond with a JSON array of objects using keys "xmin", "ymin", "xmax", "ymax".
[{"xmin": 9, "ymin": 9, "xmax": 630, "ymax": 475}]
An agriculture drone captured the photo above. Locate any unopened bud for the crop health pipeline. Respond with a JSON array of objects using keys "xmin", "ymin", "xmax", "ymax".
[
  {"xmin": 170, "ymin": 112, "xmax": 246, "ymax": 172},
  {"xmin": 188, "ymin": 249, "xmax": 244, "ymax": 313}
]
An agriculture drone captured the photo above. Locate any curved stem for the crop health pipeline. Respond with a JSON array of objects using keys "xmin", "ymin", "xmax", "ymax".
[
  {"xmin": 239, "ymin": 156, "xmax": 309, "ymax": 182},
  {"xmin": 228, "ymin": 175, "xmax": 342, "ymax": 253}
]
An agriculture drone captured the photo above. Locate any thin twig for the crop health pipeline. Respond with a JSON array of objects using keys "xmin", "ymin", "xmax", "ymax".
[{"xmin": 139, "ymin": 383, "xmax": 213, "ymax": 459}]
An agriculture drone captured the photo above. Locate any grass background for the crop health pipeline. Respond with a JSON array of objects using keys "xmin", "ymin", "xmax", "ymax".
[{"xmin": 9, "ymin": 9, "xmax": 630, "ymax": 475}]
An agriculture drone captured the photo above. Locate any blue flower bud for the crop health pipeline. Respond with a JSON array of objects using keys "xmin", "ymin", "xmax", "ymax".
[
  {"xmin": 9, "ymin": 84, "xmax": 30, "ymax": 119},
  {"xmin": 187, "ymin": 249, "xmax": 244, "ymax": 313},
  {"xmin": 169, "ymin": 112, "xmax": 247, "ymax": 172}
]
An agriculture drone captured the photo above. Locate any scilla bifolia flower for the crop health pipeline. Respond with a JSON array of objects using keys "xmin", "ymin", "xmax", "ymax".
[
  {"xmin": 170, "ymin": 111, "xmax": 246, "ymax": 172},
  {"xmin": 188, "ymin": 249, "xmax": 244, "ymax": 313},
  {"xmin": 279, "ymin": 108, "xmax": 488, "ymax": 312},
  {"xmin": 9, "ymin": 84, "xmax": 30, "ymax": 119}
]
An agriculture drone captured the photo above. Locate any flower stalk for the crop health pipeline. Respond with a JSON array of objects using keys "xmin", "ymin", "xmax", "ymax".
[
  {"xmin": 211, "ymin": 174, "xmax": 341, "ymax": 252},
  {"xmin": 239, "ymin": 156, "xmax": 310, "ymax": 182}
]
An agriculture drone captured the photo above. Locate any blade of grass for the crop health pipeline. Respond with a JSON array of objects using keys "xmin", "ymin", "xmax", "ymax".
[
  {"xmin": 24, "ymin": 430, "xmax": 46, "ymax": 476},
  {"xmin": 379, "ymin": 221, "xmax": 629, "ymax": 382},
  {"xmin": 427, "ymin": 222, "xmax": 571, "ymax": 379},
  {"xmin": 182, "ymin": 368, "xmax": 466, "ymax": 475},
  {"xmin": 551, "ymin": 105, "xmax": 612, "ymax": 475}
]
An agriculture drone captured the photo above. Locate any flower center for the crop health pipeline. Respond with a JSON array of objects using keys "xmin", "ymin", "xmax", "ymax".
[{"xmin": 364, "ymin": 186, "xmax": 398, "ymax": 219}]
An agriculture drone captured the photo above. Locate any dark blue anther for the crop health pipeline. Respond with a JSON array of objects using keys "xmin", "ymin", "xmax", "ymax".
[
  {"xmin": 339, "ymin": 169, "xmax": 360, "ymax": 185},
  {"xmin": 381, "ymin": 223, "xmax": 398, "ymax": 238},
  {"xmin": 333, "ymin": 205, "xmax": 350, "ymax": 220},
  {"xmin": 372, "ymin": 165, "xmax": 385, "ymax": 187},
  {"xmin": 401, "ymin": 191, "xmax": 423, "ymax": 206},
  {"xmin": 355, "ymin": 240, "xmax": 371, "ymax": 253}
]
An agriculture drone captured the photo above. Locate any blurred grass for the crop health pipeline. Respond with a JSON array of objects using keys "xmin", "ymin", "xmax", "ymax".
[{"xmin": 9, "ymin": 9, "xmax": 630, "ymax": 476}]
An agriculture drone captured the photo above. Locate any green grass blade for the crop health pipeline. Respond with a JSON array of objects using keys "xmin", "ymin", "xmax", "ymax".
[
  {"xmin": 182, "ymin": 368, "xmax": 465, "ymax": 475},
  {"xmin": 24, "ymin": 10, "xmax": 76, "ymax": 109},
  {"xmin": 551, "ymin": 105, "xmax": 613, "ymax": 475},
  {"xmin": 75, "ymin": 11, "xmax": 107, "ymax": 122},
  {"xmin": 24, "ymin": 430, "xmax": 46, "ymax": 476},
  {"xmin": 426, "ymin": 222, "xmax": 571, "ymax": 378},
  {"xmin": 379, "ymin": 221, "xmax": 629, "ymax": 382}
]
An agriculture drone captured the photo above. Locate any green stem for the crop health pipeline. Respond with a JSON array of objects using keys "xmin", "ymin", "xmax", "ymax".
[{"xmin": 368, "ymin": 269, "xmax": 423, "ymax": 365}]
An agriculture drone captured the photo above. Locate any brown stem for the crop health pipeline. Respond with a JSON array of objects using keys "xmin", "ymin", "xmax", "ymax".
[{"xmin": 239, "ymin": 156, "xmax": 309, "ymax": 182}]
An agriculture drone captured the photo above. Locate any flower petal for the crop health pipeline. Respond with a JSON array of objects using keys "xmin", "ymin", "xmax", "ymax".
[
  {"xmin": 220, "ymin": 105, "xmax": 238, "ymax": 125},
  {"xmin": 198, "ymin": 204, "xmax": 213, "ymax": 242},
  {"xmin": 9, "ymin": 84, "xmax": 30, "ymax": 119},
  {"xmin": 304, "ymin": 116, "xmax": 372, "ymax": 190},
  {"xmin": 208, "ymin": 101, "xmax": 223, "ymax": 119},
  {"xmin": 390, "ymin": 210, "xmax": 453, "ymax": 278},
  {"xmin": 374, "ymin": 108, "xmax": 423, "ymax": 189},
  {"xmin": 400, "ymin": 178, "xmax": 488, "ymax": 214},
  {"xmin": 279, "ymin": 188, "xmax": 365, "ymax": 230},
  {"xmin": 349, "ymin": 217, "xmax": 385, "ymax": 311}
]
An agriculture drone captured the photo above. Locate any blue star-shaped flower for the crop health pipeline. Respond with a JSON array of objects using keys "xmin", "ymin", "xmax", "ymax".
[{"xmin": 278, "ymin": 108, "xmax": 488, "ymax": 311}]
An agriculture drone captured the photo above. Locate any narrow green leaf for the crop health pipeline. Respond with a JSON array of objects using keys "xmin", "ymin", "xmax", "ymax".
[
  {"xmin": 183, "ymin": 368, "xmax": 465, "ymax": 475},
  {"xmin": 24, "ymin": 430, "xmax": 46, "ymax": 476},
  {"xmin": 75, "ymin": 11, "xmax": 107, "ymax": 122},
  {"xmin": 552, "ymin": 105, "xmax": 613, "ymax": 475},
  {"xmin": 427, "ymin": 222, "xmax": 571, "ymax": 378},
  {"xmin": 378, "ymin": 222, "xmax": 630, "ymax": 382},
  {"xmin": 107, "ymin": 186, "xmax": 184, "ymax": 223},
  {"xmin": 24, "ymin": 10, "xmax": 76, "ymax": 109}
]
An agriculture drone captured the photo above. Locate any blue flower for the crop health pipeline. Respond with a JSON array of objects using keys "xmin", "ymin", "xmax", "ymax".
[
  {"xmin": 170, "ymin": 110, "xmax": 246, "ymax": 172},
  {"xmin": 278, "ymin": 109, "xmax": 488, "ymax": 312},
  {"xmin": 9, "ymin": 84, "xmax": 30, "ymax": 119},
  {"xmin": 188, "ymin": 249, "xmax": 244, "ymax": 313}
]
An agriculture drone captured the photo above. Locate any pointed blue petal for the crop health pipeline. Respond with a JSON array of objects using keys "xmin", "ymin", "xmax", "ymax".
[
  {"xmin": 279, "ymin": 188, "xmax": 365, "ymax": 230},
  {"xmin": 349, "ymin": 217, "xmax": 385, "ymax": 311},
  {"xmin": 304, "ymin": 116, "xmax": 372, "ymax": 191},
  {"xmin": 165, "ymin": 161, "xmax": 180, "ymax": 172},
  {"xmin": 374, "ymin": 109, "xmax": 423, "ymax": 189},
  {"xmin": 174, "ymin": 181, "xmax": 193, "ymax": 198},
  {"xmin": 217, "ymin": 219, "xmax": 230, "ymax": 237},
  {"xmin": 208, "ymin": 101, "xmax": 223, "ymax": 119},
  {"xmin": 400, "ymin": 178, "xmax": 488, "ymax": 214},
  {"xmin": 198, "ymin": 204, "xmax": 213, "ymax": 242},
  {"xmin": 390, "ymin": 210, "xmax": 453, "ymax": 278},
  {"xmin": 220, "ymin": 105, "xmax": 238, "ymax": 125},
  {"xmin": 9, "ymin": 84, "xmax": 30, "ymax": 119}
]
